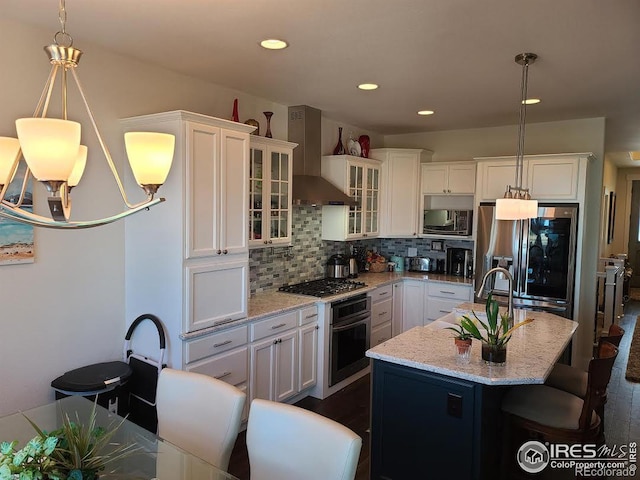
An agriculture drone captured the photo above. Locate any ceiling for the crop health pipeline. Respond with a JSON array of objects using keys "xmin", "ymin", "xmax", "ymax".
[{"xmin": 3, "ymin": 0, "xmax": 640, "ymax": 165}]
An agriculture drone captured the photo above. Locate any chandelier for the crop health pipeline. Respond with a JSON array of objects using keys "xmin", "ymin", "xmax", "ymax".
[
  {"xmin": 495, "ymin": 53, "xmax": 538, "ymax": 220},
  {"xmin": 0, "ymin": 0, "xmax": 174, "ymax": 229}
]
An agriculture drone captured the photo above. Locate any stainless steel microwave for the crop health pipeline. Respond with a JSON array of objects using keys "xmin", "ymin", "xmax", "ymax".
[{"xmin": 423, "ymin": 209, "xmax": 472, "ymax": 235}]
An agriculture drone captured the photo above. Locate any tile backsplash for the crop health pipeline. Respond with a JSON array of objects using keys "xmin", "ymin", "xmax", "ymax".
[{"xmin": 249, "ymin": 206, "xmax": 474, "ymax": 295}]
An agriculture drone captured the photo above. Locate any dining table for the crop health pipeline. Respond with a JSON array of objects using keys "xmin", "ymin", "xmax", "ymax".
[{"xmin": 0, "ymin": 395, "xmax": 239, "ymax": 480}]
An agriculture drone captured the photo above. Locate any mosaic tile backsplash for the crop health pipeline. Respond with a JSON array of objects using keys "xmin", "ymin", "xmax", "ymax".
[{"xmin": 249, "ymin": 205, "xmax": 474, "ymax": 295}]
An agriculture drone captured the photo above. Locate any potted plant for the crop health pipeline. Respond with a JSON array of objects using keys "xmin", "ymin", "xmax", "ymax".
[
  {"xmin": 445, "ymin": 324, "xmax": 473, "ymax": 354},
  {"xmin": 458, "ymin": 293, "xmax": 533, "ymax": 365}
]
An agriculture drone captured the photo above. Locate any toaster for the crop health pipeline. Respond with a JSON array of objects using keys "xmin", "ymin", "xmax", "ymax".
[{"xmin": 408, "ymin": 257, "xmax": 434, "ymax": 272}]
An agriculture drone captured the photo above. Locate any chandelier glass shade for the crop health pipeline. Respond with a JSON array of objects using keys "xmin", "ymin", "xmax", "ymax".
[
  {"xmin": 495, "ymin": 52, "xmax": 538, "ymax": 221},
  {"xmin": 0, "ymin": 0, "xmax": 174, "ymax": 229}
]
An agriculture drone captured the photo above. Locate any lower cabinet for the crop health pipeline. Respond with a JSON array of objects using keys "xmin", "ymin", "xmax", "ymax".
[
  {"xmin": 250, "ymin": 329, "xmax": 298, "ymax": 403},
  {"xmin": 425, "ymin": 281, "xmax": 473, "ymax": 322},
  {"xmin": 183, "ymin": 304, "xmax": 319, "ymax": 419},
  {"xmin": 402, "ymin": 280, "xmax": 427, "ymax": 331},
  {"xmin": 370, "ymin": 284, "xmax": 394, "ymax": 347}
]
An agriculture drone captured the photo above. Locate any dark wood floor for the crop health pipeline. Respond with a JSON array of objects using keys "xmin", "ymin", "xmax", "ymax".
[{"xmin": 228, "ymin": 302, "xmax": 640, "ymax": 480}]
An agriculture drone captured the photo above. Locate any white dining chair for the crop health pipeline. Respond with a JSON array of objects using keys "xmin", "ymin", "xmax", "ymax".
[
  {"xmin": 246, "ymin": 398, "xmax": 362, "ymax": 480},
  {"xmin": 156, "ymin": 368, "xmax": 246, "ymax": 472}
]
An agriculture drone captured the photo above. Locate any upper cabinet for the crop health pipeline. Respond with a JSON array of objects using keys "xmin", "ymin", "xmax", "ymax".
[
  {"xmin": 122, "ymin": 111, "xmax": 254, "ymax": 354},
  {"xmin": 475, "ymin": 153, "xmax": 590, "ymax": 203},
  {"xmin": 370, "ymin": 148, "xmax": 432, "ymax": 238},
  {"xmin": 421, "ymin": 162, "xmax": 476, "ymax": 195},
  {"xmin": 249, "ymin": 137, "xmax": 297, "ymax": 248},
  {"xmin": 321, "ymin": 155, "xmax": 381, "ymax": 241}
]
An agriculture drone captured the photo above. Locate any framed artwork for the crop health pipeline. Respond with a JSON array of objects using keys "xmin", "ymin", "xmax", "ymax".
[
  {"xmin": 607, "ymin": 191, "xmax": 616, "ymax": 245},
  {"xmin": 0, "ymin": 162, "xmax": 34, "ymax": 265}
]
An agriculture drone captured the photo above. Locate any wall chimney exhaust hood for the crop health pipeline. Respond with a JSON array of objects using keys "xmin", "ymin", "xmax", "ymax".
[{"xmin": 288, "ymin": 105, "xmax": 357, "ymax": 206}]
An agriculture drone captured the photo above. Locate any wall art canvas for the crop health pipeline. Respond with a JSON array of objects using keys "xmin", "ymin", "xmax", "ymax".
[{"xmin": 0, "ymin": 162, "xmax": 34, "ymax": 265}]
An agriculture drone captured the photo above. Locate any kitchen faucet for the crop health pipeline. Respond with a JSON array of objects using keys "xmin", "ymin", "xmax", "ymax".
[{"xmin": 475, "ymin": 267, "xmax": 514, "ymax": 323}]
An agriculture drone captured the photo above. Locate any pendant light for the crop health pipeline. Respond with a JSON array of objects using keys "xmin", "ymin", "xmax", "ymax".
[
  {"xmin": 495, "ymin": 53, "xmax": 538, "ymax": 220},
  {"xmin": 0, "ymin": 0, "xmax": 175, "ymax": 229}
]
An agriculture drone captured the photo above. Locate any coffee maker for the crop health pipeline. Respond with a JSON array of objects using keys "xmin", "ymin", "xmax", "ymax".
[{"xmin": 447, "ymin": 247, "xmax": 473, "ymax": 278}]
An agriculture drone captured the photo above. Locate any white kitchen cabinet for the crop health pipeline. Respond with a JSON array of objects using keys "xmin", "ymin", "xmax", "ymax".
[
  {"xmin": 249, "ymin": 137, "xmax": 297, "ymax": 248},
  {"xmin": 392, "ymin": 282, "xmax": 403, "ymax": 337},
  {"xmin": 421, "ymin": 162, "xmax": 476, "ymax": 195},
  {"xmin": 298, "ymin": 322, "xmax": 319, "ymax": 391},
  {"xmin": 402, "ymin": 280, "xmax": 427, "ymax": 331},
  {"xmin": 425, "ymin": 281, "xmax": 473, "ymax": 322},
  {"xmin": 321, "ymin": 155, "xmax": 381, "ymax": 240},
  {"xmin": 370, "ymin": 148, "xmax": 432, "ymax": 237},
  {"xmin": 370, "ymin": 284, "xmax": 393, "ymax": 347},
  {"xmin": 250, "ymin": 329, "xmax": 298, "ymax": 403},
  {"xmin": 122, "ymin": 111, "xmax": 254, "ymax": 368},
  {"xmin": 475, "ymin": 154, "xmax": 587, "ymax": 203}
]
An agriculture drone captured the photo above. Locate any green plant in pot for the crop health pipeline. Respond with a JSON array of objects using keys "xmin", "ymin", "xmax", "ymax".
[
  {"xmin": 458, "ymin": 293, "xmax": 533, "ymax": 365},
  {"xmin": 445, "ymin": 324, "xmax": 473, "ymax": 355}
]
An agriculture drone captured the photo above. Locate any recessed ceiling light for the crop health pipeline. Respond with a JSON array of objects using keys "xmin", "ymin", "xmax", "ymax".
[
  {"xmin": 260, "ymin": 39, "xmax": 288, "ymax": 50},
  {"xmin": 357, "ymin": 83, "xmax": 379, "ymax": 91},
  {"xmin": 522, "ymin": 98, "xmax": 541, "ymax": 105},
  {"xmin": 417, "ymin": 110, "xmax": 435, "ymax": 116}
]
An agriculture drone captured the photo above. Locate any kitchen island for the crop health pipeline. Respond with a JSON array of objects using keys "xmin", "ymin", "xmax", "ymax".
[{"xmin": 366, "ymin": 303, "xmax": 577, "ymax": 480}]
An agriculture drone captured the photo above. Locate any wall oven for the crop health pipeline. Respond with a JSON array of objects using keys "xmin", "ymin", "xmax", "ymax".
[{"xmin": 329, "ymin": 293, "xmax": 371, "ymax": 386}]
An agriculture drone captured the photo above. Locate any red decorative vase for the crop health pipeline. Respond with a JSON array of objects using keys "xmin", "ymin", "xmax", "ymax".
[
  {"xmin": 358, "ymin": 135, "xmax": 370, "ymax": 158},
  {"xmin": 232, "ymin": 99, "xmax": 239, "ymax": 122},
  {"xmin": 333, "ymin": 127, "xmax": 346, "ymax": 155}
]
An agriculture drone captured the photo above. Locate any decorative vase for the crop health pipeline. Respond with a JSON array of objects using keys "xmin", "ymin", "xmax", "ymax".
[
  {"xmin": 333, "ymin": 127, "xmax": 346, "ymax": 155},
  {"xmin": 263, "ymin": 111, "xmax": 273, "ymax": 138},
  {"xmin": 358, "ymin": 135, "xmax": 370, "ymax": 158},
  {"xmin": 232, "ymin": 99, "xmax": 239, "ymax": 122},
  {"xmin": 481, "ymin": 343, "xmax": 507, "ymax": 366},
  {"xmin": 244, "ymin": 118, "xmax": 260, "ymax": 135}
]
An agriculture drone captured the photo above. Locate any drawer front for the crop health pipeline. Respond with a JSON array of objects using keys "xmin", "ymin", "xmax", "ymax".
[
  {"xmin": 427, "ymin": 282, "xmax": 472, "ymax": 301},
  {"xmin": 371, "ymin": 322, "xmax": 392, "ymax": 347},
  {"xmin": 426, "ymin": 297, "xmax": 466, "ymax": 321},
  {"xmin": 299, "ymin": 305, "xmax": 319, "ymax": 326},
  {"xmin": 186, "ymin": 346, "xmax": 248, "ymax": 386},
  {"xmin": 370, "ymin": 284, "xmax": 393, "ymax": 303},
  {"xmin": 185, "ymin": 325, "xmax": 248, "ymax": 363},
  {"xmin": 371, "ymin": 298, "xmax": 393, "ymax": 328},
  {"xmin": 250, "ymin": 310, "xmax": 298, "ymax": 341}
]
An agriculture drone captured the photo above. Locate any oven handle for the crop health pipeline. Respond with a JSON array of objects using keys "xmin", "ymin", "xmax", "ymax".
[{"xmin": 332, "ymin": 316, "xmax": 370, "ymax": 333}]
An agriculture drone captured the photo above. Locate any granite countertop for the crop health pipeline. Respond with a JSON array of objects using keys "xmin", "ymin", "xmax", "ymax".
[
  {"xmin": 184, "ymin": 272, "xmax": 474, "ymax": 340},
  {"xmin": 366, "ymin": 302, "xmax": 578, "ymax": 386}
]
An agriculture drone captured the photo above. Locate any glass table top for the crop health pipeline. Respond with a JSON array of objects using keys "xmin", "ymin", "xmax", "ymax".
[{"xmin": 0, "ymin": 396, "xmax": 239, "ymax": 480}]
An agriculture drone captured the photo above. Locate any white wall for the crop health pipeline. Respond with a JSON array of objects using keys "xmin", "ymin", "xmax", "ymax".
[
  {"xmin": 383, "ymin": 118, "xmax": 606, "ymax": 368},
  {"xmin": 0, "ymin": 18, "xmax": 289, "ymax": 416}
]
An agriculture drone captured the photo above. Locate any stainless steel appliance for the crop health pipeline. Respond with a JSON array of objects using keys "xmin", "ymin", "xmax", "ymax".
[
  {"xmin": 447, "ymin": 247, "xmax": 473, "ymax": 277},
  {"xmin": 278, "ymin": 278, "xmax": 366, "ymax": 297},
  {"xmin": 475, "ymin": 202, "xmax": 578, "ymax": 318},
  {"xmin": 326, "ymin": 254, "xmax": 350, "ymax": 279},
  {"xmin": 423, "ymin": 209, "xmax": 473, "ymax": 236},
  {"xmin": 329, "ymin": 293, "xmax": 371, "ymax": 386},
  {"xmin": 408, "ymin": 257, "xmax": 435, "ymax": 272},
  {"xmin": 348, "ymin": 256, "xmax": 359, "ymax": 278}
]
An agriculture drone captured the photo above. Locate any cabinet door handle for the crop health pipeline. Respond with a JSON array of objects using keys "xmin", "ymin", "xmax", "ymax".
[
  {"xmin": 440, "ymin": 290, "xmax": 456, "ymax": 295},
  {"xmin": 279, "ymin": 339, "xmax": 283, "ymax": 344},
  {"xmin": 213, "ymin": 340, "xmax": 232, "ymax": 348},
  {"xmin": 379, "ymin": 291, "xmax": 388, "ymax": 296},
  {"xmin": 443, "ymin": 189, "xmax": 446, "ymax": 193},
  {"xmin": 315, "ymin": 325, "xmax": 319, "ymax": 330},
  {"xmin": 214, "ymin": 371, "xmax": 232, "ymax": 380},
  {"xmin": 223, "ymin": 249, "xmax": 228, "ymax": 254},
  {"xmin": 273, "ymin": 339, "xmax": 278, "ymax": 345},
  {"xmin": 379, "ymin": 311, "xmax": 387, "ymax": 316},
  {"xmin": 439, "ymin": 309, "xmax": 450, "ymax": 314},
  {"xmin": 305, "ymin": 313, "xmax": 318, "ymax": 319},
  {"xmin": 217, "ymin": 249, "xmax": 222, "ymax": 255},
  {"xmin": 268, "ymin": 240, "xmax": 273, "ymax": 244},
  {"xmin": 271, "ymin": 323, "xmax": 287, "ymax": 330},
  {"xmin": 264, "ymin": 240, "xmax": 268, "ymax": 244}
]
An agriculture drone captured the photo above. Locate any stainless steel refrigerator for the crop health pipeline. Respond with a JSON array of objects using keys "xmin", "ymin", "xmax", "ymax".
[{"xmin": 475, "ymin": 202, "xmax": 579, "ymax": 319}]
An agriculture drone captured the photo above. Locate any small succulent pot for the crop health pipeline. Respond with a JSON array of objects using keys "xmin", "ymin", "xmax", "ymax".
[
  {"xmin": 481, "ymin": 342, "xmax": 507, "ymax": 366},
  {"xmin": 454, "ymin": 338, "xmax": 472, "ymax": 364}
]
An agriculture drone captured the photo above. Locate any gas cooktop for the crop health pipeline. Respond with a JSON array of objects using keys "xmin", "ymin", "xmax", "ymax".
[{"xmin": 278, "ymin": 278, "xmax": 367, "ymax": 298}]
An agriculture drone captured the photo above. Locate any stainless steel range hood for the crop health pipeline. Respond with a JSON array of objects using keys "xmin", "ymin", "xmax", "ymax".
[{"xmin": 288, "ymin": 105, "xmax": 357, "ymax": 206}]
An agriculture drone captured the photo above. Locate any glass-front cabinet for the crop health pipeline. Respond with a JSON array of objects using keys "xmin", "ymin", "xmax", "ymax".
[
  {"xmin": 322, "ymin": 155, "xmax": 381, "ymax": 241},
  {"xmin": 249, "ymin": 137, "xmax": 297, "ymax": 248}
]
